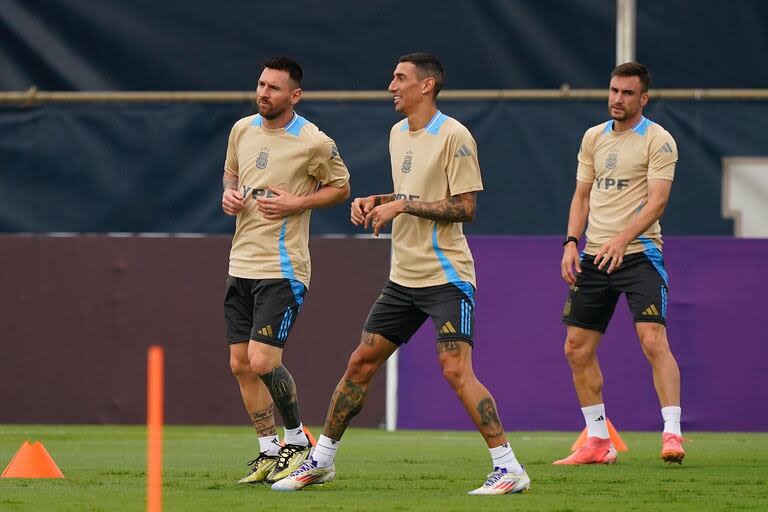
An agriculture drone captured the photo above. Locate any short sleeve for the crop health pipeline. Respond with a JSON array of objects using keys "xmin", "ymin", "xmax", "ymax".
[
  {"xmin": 445, "ymin": 129, "xmax": 483, "ymax": 195},
  {"xmin": 308, "ymin": 134, "xmax": 350, "ymax": 188},
  {"xmin": 576, "ymin": 130, "xmax": 596, "ymax": 183},
  {"xmin": 648, "ymin": 132, "xmax": 677, "ymax": 181},
  {"xmin": 224, "ymin": 123, "xmax": 239, "ymax": 177}
]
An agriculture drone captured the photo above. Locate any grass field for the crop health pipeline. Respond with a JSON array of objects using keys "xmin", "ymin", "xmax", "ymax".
[{"xmin": 1, "ymin": 426, "xmax": 766, "ymax": 511}]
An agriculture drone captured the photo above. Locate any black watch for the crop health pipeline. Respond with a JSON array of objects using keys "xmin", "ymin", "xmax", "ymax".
[{"xmin": 562, "ymin": 236, "xmax": 579, "ymax": 247}]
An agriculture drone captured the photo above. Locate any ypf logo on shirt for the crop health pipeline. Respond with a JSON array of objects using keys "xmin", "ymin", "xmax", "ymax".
[
  {"xmin": 401, "ymin": 150, "xmax": 413, "ymax": 174},
  {"xmin": 255, "ymin": 147, "xmax": 270, "ymax": 170}
]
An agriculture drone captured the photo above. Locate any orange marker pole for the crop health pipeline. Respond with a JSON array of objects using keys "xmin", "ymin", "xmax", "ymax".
[{"xmin": 147, "ymin": 346, "xmax": 164, "ymax": 512}]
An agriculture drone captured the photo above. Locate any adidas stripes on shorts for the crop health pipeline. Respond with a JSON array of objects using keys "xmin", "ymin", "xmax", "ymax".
[
  {"xmin": 225, "ymin": 276, "xmax": 305, "ymax": 347},
  {"xmin": 562, "ymin": 252, "xmax": 669, "ymax": 333},
  {"xmin": 363, "ymin": 280, "xmax": 475, "ymax": 346}
]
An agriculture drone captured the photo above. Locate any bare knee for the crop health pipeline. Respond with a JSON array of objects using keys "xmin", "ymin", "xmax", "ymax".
[
  {"xmin": 229, "ymin": 351, "xmax": 252, "ymax": 378},
  {"xmin": 439, "ymin": 352, "xmax": 470, "ymax": 392},
  {"xmin": 638, "ymin": 326, "xmax": 672, "ymax": 361},
  {"xmin": 344, "ymin": 350, "xmax": 380, "ymax": 384},
  {"xmin": 249, "ymin": 356, "xmax": 280, "ymax": 376},
  {"xmin": 564, "ymin": 333, "xmax": 598, "ymax": 368},
  {"xmin": 442, "ymin": 364, "xmax": 467, "ymax": 391}
]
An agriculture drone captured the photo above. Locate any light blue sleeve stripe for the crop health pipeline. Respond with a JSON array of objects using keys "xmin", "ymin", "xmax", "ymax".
[{"xmin": 431, "ymin": 224, "xmax": 475, "ymax": 305}]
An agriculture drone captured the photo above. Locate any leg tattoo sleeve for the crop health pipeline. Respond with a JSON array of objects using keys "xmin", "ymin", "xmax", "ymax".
[
  {"xmin": 259, "ymin": 365, "xmax": 301, "ymax": 430},
  {"xmin": 476, "ymin": 397, "xmax": 505, "ymax": 442},
  {"xmin": 323, "ymin": 379, "xmax": 367, "ymax": 441}
]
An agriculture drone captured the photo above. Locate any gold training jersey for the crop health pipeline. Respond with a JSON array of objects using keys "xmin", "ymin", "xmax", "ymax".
[
  {"xmin": 576, "ymin": 116, "xmax": 677, "ymax": 255},
  {"xmin": 224, "ymin": 113, "xmax": 349, "ymax": 289},
  {"xmin": 389, "ymin": 111, "xmax": 484, "ymax": 290}
]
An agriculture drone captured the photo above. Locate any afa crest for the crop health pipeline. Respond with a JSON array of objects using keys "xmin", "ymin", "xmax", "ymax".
[
  {"xmin": 255, "ymin": 147, "xmax": 270, "ymax": 170},
  {"xmin": 605, "ymin": 152, "xmax": 618, "ymax": 171},
  {"xmin": 401, "ymin": 150, "xmax": 413, "ymax": 174}
]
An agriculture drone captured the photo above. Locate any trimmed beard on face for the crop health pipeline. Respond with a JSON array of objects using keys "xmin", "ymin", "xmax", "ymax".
[
  {"xmin": 258, "ymin": 104, "xmax": 288, "ymax": 120},
  {"xmin": 609, "ymin": 108, "xmax": 628, "ymax": 121}
]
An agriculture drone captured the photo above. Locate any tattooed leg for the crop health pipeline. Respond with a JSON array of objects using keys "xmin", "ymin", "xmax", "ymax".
[
  {"xmin": 259, "ymin": 364, "xmax": 301, "ymax": 429},
  {"xmin": 321, "ymin": 331, "xmax": 395, "ymax": 441},
  {"xmin": 323, "ymin": 378, "xmax": 368, "ymax": 440},
  {"xmin": 438, "ymin": 339, "xmax": 509, "ymax": 447},
  {"xmin": 249, "ymin": 406, "xmax": 277, "ymax": 437}
]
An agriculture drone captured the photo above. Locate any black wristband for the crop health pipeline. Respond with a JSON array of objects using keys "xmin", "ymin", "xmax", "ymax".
[{"xmin": 563, "ymin": 236, "xmax": 579, "ymax": 247}]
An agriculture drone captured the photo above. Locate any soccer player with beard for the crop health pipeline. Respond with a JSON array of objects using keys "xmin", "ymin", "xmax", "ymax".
[
  {"xmin": 221, "ymin": 57, "xmax": 350, "ymax": 483},
  {"xmin": 554, "ymin": 62, "xmax": 685, "ymax": 465}
]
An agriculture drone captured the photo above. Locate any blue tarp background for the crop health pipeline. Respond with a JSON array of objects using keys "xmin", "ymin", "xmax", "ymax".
[
  {"xmin": 2, "ymin": 100, "xmax": 766, "ymax": 234},
  {"xmin": 1, "ymin": 0, "xmax": 767, "ymax": 233}
]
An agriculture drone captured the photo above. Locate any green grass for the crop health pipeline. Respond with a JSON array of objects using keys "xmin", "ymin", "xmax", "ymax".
[{"xmin": 1, "ymin": 426, "xmax": 766, "ymax": 511}]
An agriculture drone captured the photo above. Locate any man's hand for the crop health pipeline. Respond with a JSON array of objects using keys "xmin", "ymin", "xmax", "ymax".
[
  {"xmin": 561, "ymin": 243, "xmax": 582, "ymax": 285},
  {"xmin": 594, "ymin": 234, "xmax": 630, "ymax": 274},
  {"xmin": 257, "ymin": 186, "xmax": 305, "ymax": 220},
  {"xmin": 364, "ymin": 200, "xmax": 404, "ymax": 237},
  {"xmin": 222, "ymin": 188, "xmax": 245, "ymax": 216},
  {"xmin": 351, "ymin": 196, "xmax": 376, "ymax": 226}
]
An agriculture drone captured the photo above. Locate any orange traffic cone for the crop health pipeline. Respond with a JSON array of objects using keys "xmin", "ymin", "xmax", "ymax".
[
  {"xmin": 279, "ymin": 426, "xmax": 317, "ymax": 447},
  {"xmin": 1, "ymin": 441, "xmax": 65, "ymax": 478},
  {"xmin": 570, "ymin": 419, "xmax": 629, "ymax": 452}
]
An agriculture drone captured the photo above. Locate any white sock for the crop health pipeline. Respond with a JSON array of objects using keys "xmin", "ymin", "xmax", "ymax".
[
  {"xmin": 283, "ymin": 423, "xmax": 309, "ymax": 447},
  {"xmin": 661, "ymin": 406, "xmax": 682, "ymax": 436},
  {"xmin": 582, "ymin": 403, "xmax": 610, "ymax": 439},
  {"xmin": 312, "ymin": 434, "xmax": 339, "ymax": 468},
  {"xmin": 259, "ymin": 435, "xmax": 280, "ymax": 456},
  {"xmin": 489, "ymin": 443, "xmax": 524, "ymax": 475}
]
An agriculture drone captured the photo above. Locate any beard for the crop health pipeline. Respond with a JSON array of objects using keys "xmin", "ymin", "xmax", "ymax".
[
  {"xmin": 609, "ymin": 105, "xmax": 631, "ymax": 121},
  {"xmin": 258, "ymin": 102, "xmax": 288, "ymax": 120}
]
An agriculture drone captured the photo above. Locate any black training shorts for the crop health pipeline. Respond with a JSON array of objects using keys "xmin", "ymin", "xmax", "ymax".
[
  {"xmin": 363, "ymin": 280, "xmax": 476, "ymax": 346},
  {"xmin": 224, "ymin": 276, "xmax": 306, "ymax": 347},
  {"xmin": 562, "ymin": 250, "xmax": 669, "ymax": 333}
]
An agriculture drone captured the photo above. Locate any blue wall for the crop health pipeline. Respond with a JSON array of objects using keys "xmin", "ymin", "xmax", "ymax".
[
  {"xmin": 3, "ymin": 1, "xmax": 767, "ymax": 91},
  {"xmin": 2, "ymin": 0, "xmax": 767, "ymax": 234},
  {"xmin": 2, "ymin": 99, "xmax": 765, "ymax": 234}
]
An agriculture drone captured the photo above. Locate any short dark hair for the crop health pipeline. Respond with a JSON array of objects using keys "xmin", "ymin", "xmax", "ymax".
[
  {"xmin": 263, "ymin": 56, "xmax": 303, "ymax": 87},
  {"xmin": 398, "ymin": 53, "xmax": 445, "ymax": 97},
  {"xmin": 611, "ymin": 62, "xmax": 652, "ymax": 92}
]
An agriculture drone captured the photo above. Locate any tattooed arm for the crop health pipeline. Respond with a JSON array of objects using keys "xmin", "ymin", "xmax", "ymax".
[
  {"xmin": 223, "ymin": 172, "xmax": 238, "ymax": 191},
  {"xmin": 222, "ymin": 172, "xmax": 245, "ymax": 216},
  {"xmin": 364, "ymin": 191, "xmax": 476, "ymax": 236},
  {"xmin": 402, "ymin": 192, "xmax": 476, "ymax": 223},
  {"xmin": 373, "ymin": 193, "xmax": 396, "ymax": 206}
]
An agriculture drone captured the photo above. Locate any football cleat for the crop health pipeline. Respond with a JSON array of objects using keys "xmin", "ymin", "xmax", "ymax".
[
  {"xmin": 237, "ymin": 452, "xmax": 278, "ymax": 484},
  {"xmin": 265, "ymin": 443, "xmax": 312, "ymax": 483},
  {"xmin": 468, "ymin": 466, "xmax": 531, "ymax": 495},
  {"xmin": 661, "ymin": 433, "xmax": 685, "ymax": 464},
  {"xmin": 553, "ymin": 436, "xmax": 617, "ymax": 465},
  {"xmin": 271, "ymin": 458, "xmax": 336, "ymax": 491}
]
